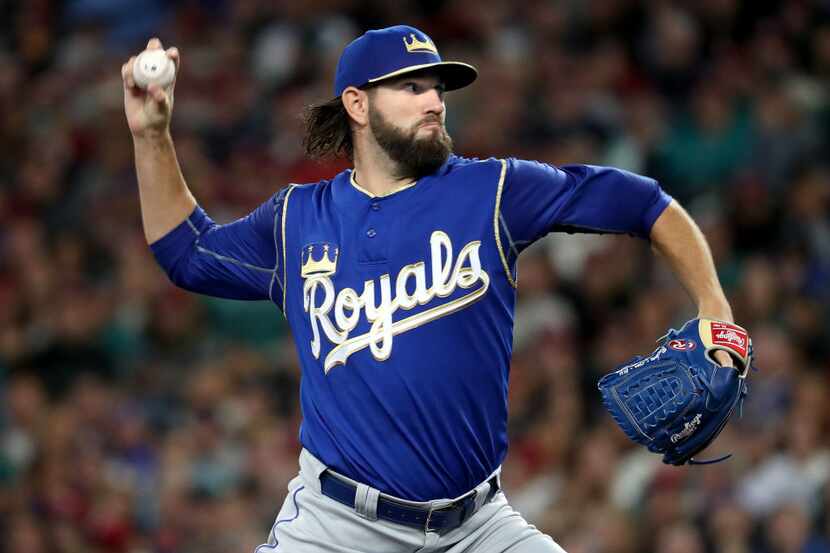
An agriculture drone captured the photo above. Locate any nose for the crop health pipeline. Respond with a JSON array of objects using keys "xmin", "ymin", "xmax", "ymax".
[{"xmin": 423, "ymin": 88, "xmax": 444, "ymax": 116}]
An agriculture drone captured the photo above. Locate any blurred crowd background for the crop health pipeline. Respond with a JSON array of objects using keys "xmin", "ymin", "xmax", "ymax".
[{"xmin": 1, "ymin": 1, "xmax": 829, "ymax": 552}]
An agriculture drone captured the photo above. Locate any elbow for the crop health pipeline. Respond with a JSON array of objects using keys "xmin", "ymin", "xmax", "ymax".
[
  {"xmin": 648, "ymin": 198, "xmax": 681, "ymax": 242},
  {"xmin": 166, "ymin": 257, "xmax": 206, "ymax": 294},
  {"xmin": 164, "ymin": 261, "xmax": 192, "ymax": 291},
  {"xmin": 152, "ymin": 247, "xmax": 201, "ymax": 292}
]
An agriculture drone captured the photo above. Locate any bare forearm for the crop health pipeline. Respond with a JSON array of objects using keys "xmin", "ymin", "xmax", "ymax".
[
  {"xmin": 650, "ymin": 200, "xmax": 733, "ymax": 322},
  {"xmin": 121, "ymin": 38, "xmax": 194, "ymax": 244},
  {"xmin": 133, "ymin": 130, "xmax": 197, "ymax": 244}
]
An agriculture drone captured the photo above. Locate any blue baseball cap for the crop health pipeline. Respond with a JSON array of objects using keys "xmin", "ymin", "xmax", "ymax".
[{"xmin": 334, "ymin": 25, "xmax": 478, "ymax": 97}]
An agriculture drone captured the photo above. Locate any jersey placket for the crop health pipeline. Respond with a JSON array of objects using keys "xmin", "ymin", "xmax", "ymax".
[{"xmin": 358, "ymin": 197, "xmax": 389, "ymax": 265}]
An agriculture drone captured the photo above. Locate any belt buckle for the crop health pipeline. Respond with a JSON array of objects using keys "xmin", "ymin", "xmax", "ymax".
[{"xmin": 425, "ymin": 494, "xmax": 474, "ymax": 534}]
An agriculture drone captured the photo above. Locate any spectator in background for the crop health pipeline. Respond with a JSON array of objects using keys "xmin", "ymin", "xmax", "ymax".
[{"xmin": 762, "ymin": 503, "xmax": 830, "ymax": 553}]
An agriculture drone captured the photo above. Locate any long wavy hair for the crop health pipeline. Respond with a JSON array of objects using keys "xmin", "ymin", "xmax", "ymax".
[{"xmin": 302, "ymin": 96, "xmax": 354, "ymax": 160}]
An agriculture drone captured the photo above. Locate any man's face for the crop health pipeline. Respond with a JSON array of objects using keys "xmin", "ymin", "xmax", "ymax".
[{"xmin": 367, "ymin": 73, "xmax": 453, "ymax": 180}]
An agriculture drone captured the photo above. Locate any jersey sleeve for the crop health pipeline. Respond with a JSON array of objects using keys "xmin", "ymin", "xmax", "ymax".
[
  {"xmin": 149, "ymin": 188, "xmax": 289, "ymax": 304},
  {"xmin": 499, "ymin": 159, "xmax": 673, "ymax": 251}
]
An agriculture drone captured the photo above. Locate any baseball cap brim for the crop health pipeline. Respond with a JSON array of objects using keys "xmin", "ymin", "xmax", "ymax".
[{"xmin": 366, "ymin": 61, "xmax": 478, "ymax": 91}]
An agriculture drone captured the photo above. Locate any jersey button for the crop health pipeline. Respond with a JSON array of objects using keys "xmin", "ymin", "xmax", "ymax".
[
  {"xmin": 366, "ymin": 228, "xmax": 377, "ymax": 238},
  {"xmin": 371, "ymin": 202, "xmax": 381, "ymax": 211}
]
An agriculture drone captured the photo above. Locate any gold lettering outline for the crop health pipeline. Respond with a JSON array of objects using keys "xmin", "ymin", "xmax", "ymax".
[
  {"xmin": 323, "ymin": 269, "xmax": 490, "ymax": 372},
  {"xmin": 430, "ymin": 230, "xmax": 455, "ymax": 298},
  {"xmin": 395, "ymin": 261, "xmax": 428, "ymax": 309}
]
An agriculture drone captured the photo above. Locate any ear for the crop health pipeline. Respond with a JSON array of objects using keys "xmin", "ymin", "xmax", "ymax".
[{"xmin": 342, "ymin": 86, "xmax": 369, "ymax": 127}]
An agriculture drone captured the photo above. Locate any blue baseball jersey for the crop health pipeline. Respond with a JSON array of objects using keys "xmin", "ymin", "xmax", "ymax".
[{"xmin": 151, "ymin": 155, "xmax": 672, "ymax": 501}]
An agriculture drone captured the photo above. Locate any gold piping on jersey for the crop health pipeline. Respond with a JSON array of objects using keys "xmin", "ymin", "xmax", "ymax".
[
  {"xmin": 281, "ymin": 185, "xmax": 297, "ymax": 312},
  {"xmin": 350, "ymin": 171, "xmax": 418, "ymax": 198},
  {"xmin": 493, "ymin": 159, "xmax": 517, "ymax": 288}
]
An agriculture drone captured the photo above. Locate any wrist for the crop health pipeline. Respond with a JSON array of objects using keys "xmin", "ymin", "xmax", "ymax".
[
  {"xmin": 696, "ymin": 291, "xmax": 733, "ymax": 322},
  {"xmin": 132, "ymin": 127, "xmax": 172, "ymax": 144},
  {"xmin": 712, "ymin": 349, "xmax": 735, "ymax": 367},
  {"xmin": 697, "ymin": 304, "xmax": 733, "ymax": 323}
]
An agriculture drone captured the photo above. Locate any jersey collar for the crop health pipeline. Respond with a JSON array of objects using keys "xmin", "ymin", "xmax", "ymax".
[
  {"xmin": 332, "ymin": 156, "xmax": 457, "ymax": 210},
  {"xmin": 348, "ymin": 171, "xmax": 419, "ymax": 199}
]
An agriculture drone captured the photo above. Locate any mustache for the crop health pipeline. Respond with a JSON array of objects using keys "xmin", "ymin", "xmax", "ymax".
[{"xmin": 416, "ymin": 116, "xmax": 443, "ymax": 128}]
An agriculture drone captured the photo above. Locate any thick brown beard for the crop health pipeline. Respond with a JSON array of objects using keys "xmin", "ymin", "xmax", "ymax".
[{"xmin": 368, "ymin": 106, "xmax": 453, "ymax": 180}]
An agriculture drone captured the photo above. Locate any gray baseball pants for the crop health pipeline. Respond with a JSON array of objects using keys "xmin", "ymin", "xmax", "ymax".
[{"xmin": 254, "ymin": 449, "xmax": 565, "ymax": 553}]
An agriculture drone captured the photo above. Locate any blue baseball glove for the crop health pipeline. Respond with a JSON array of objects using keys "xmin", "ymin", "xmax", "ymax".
[{"xmin": 597, "ymin": 318, "xmax": 752, "ymax": 465}]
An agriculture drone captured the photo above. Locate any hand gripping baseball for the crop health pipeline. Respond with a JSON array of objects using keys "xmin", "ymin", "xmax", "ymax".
[{"xmin": 122, "ymin": 38, "xmax": 180, "ymax": 137}]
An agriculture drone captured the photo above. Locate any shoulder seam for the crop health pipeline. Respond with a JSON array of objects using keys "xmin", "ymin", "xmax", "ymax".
[
  {"xmin": 186, "ymin": 216, "xmax": 201, "ymax": 236},
  {"xmin": 194, "ymin": 245, "xmax": 275, "ymax": 274},
  {"xmin": 190, "ymin": 209, "xmax": 275, "ymax": 278},
  {"xmin": 493, "ymin": 159, "xmax": 518, "ymax": 289},
  {"xmin": 498, "ymin": 212, "xmax": 520, "ymax": 259}
]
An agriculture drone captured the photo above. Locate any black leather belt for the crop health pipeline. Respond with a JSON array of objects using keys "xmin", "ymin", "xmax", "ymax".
[{"xmin": 319, "ymin": 471, "xmax": 500, "ymax": 533}]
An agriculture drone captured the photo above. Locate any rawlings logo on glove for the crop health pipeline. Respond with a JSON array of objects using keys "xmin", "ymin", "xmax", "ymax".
[
  {"xmin": 708, "ymin": 322, "xmax": 749, "ymax": 361},
  {"xmin": 597, "ymin": 318, "xmax": 753, "ymax": 466},
  {"xmin": 670, "ymin": 413, "xmax": 702, "ymax": 443}
]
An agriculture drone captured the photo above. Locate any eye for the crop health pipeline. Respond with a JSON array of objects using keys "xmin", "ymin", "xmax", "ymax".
[{"xmin": 404, "ymin": 82, "xmax": 420, "ymax": 93}]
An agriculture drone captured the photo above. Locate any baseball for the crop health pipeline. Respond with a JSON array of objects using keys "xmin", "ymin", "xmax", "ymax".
[{"xmin": 132, "ymin": 49, "xmax": 175, "ymax": 90}]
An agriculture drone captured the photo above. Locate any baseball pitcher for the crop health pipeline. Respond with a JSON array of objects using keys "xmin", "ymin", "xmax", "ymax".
[{"xmin": 122, "ymin": 25, "xmax": 748, "ymax": 553}]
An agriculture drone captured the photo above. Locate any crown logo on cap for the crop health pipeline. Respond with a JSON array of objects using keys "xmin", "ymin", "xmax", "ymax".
[
  {"xmin": 301, "ymin": 244, "xmax": 339, "ymax": 278},
  {"xmin": 403, "ymin": 33, "xmax": 438, "ymax": 54}
]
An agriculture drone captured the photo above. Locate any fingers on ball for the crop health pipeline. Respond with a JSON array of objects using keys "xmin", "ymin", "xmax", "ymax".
[
  {"xmin": 167, "ymin": 47, "xmax": 180, "ymax": 73},
  {"xmin": 122, "ymin": 56, "xmax": 137, "ymax": 88},
  {"xmin": 148, "ymin": 84, "xmax": 166, "ymax": 104},
  {"xmin": 128, "ymin": 41, "xmax": 177, "ymax": 90}
]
